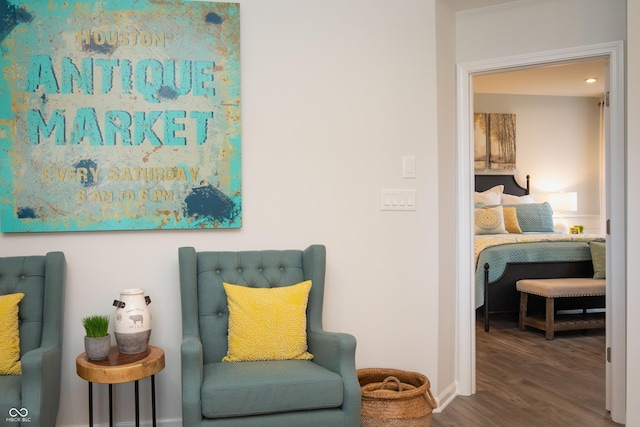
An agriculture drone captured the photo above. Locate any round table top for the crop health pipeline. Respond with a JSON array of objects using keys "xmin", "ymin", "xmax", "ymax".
[{"xmin": 76, "ymin": 345, "xmax": 164, "ymax": 384}]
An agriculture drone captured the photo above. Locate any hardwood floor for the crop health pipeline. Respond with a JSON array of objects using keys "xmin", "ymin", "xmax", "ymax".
[{"xmin": 432, "ymin": 314, "xmax": 623, "ymax": 427}]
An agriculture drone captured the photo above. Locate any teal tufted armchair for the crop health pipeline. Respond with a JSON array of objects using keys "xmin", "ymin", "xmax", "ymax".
[
  {"xmin": 178, "ymin": 245, "xmax": 361, "ymax": 427},
  {"xmin": 0, "ymin": 252, "xmax": 66, "ymax": 427}
]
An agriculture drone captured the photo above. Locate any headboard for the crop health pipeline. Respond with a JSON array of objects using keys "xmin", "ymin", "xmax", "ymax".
[{"xmin": 475, "ymin": 174, "xmax": 530, "ymax": 196}]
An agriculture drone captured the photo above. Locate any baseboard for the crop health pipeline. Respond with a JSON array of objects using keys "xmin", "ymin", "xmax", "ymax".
[{"xmin": 432, "ymin": 381, "xmax": 458, "ymax": 413}]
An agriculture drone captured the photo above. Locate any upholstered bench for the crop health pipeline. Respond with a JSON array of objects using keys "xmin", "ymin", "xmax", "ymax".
[{"xmin": 516, "ymin": 278, "xmax": 606, "ymax": 339}]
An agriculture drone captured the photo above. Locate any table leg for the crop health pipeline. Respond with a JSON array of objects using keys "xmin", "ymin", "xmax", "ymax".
[
  {"xmin": 88, "ymin": 382, "xmax": 93, "ymax": 427},
  {"xmin": 135, "ymin": 379, "xmax": 140, "ymax": 427},
  {"xmin": 109, "ymin": 384, "xmax": 113, "ymax": 427},
  {"xmin": 151, "ymin": 375, "xmax": 157, "ymax": 427}
]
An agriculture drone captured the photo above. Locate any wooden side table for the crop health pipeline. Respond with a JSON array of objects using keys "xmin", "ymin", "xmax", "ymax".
[{"xmin": 76, "ymin": 345, "xmax": 165, "ymax": 427}]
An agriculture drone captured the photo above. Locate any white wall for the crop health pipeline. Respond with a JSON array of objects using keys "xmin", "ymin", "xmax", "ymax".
[
  {"xmin": 475, "ymin": 93, "xmax": 602, "ymax": 232},
  {"xmin": 435, "ymin": 0, "xmax": 458, "ymax": 406},
  {"xmin": 0, "ymin": 0, "xmax": 444, "ymax": 425},
  {"xmin": 456, "ymin": 0, "xmax": 626, "ymax": 63},
  {"xmin": 626, "ymin": 2, "xmax": 640, "ymax": 425}
]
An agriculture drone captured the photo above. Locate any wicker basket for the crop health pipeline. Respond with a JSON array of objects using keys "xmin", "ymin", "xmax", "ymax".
[{"xmin": 357, "ymin": 368, "xmax": 438, "ymax": 427}]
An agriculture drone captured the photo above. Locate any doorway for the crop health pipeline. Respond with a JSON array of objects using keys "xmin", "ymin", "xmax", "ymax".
[{"xmin": 455, "ymin": 42, "xmax": 626, "ymax": 423}]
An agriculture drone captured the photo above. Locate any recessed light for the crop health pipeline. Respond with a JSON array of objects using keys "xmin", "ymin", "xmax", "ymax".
[{"xmin": 585, "ymin": 78, "xmax": 597, "ymax": 84}]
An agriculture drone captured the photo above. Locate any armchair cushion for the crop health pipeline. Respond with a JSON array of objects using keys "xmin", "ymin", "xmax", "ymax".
[
  {"xmin": 223, "ymin": 280, "xmax": 313, "ymax": 362},
  {"xmin": 0, "ymin": 292, "xmax": 25, "ymax": 375},
  {"xmin": 201, "ymin": 360, "xmax": 343, "ymax": 418}
]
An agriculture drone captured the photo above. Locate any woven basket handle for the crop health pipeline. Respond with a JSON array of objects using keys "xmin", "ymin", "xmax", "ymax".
[
  {"xmin": 381, "ymin": 376, "xmax": 402, "ymax": 392},
  {"xmin": 425, "ymin": 387, "xmax": 438, "ymax": 409}
]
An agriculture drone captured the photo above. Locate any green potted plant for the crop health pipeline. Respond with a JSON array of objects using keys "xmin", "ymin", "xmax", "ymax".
[{"xmin": 82, "ymin": 315, "xmax": 111, "ymax": 360}]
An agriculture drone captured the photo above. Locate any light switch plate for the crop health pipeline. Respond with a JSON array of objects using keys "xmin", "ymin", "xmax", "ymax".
[
  {"xmin": 380, "ymin": 189, "xmax": 416, "ymax": 211},
  {"xmin": 402, "ymin": 156, "xmax": 416, "ymax": 178}
]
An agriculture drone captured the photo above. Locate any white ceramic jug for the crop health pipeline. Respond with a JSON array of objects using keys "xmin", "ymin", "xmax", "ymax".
[{"xmin": 113, "ymin": 288, "xmax": 152, "ymax": 354}]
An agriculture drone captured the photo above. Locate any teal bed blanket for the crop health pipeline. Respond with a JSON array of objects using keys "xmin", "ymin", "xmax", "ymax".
[{"xmin": 474, "ymin": 240, "xmax": 595, "ymax": 309}]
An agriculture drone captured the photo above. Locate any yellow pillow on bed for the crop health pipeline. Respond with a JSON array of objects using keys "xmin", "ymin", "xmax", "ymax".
[
  {"xmin": 502, "ymin": 207, "xmax": 523, "ymax": 233},
  {"xmin": 222, "ymin": 281, "xmax": 313, "ymax": 362},
  {"xmin": 0, "ymin": 292, "xmax": 25, "ymax": 375}
]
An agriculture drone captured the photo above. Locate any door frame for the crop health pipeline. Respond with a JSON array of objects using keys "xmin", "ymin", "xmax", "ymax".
[{"xmin": 455, "ymin": 41, "xmax": 626, "ymax": 423}]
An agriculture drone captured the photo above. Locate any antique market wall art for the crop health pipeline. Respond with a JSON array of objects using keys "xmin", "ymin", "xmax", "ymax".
[
  {"xmin": 474, "ymin": 113, "xmax": 516, "ymax": 170},
  {"xmin": 0, "ymin": 0, "xmax": 241, "ymax": 232}
]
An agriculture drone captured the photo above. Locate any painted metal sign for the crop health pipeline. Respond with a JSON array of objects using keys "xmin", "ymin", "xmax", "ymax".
[{"xmin": 0, "ymin": 0, "xmax": 241, "ymax": 232}]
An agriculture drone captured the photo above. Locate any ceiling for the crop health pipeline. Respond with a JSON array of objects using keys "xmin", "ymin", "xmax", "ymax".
[{"xmin": 473, "ymin": 59, "xmax": 607, "ymax": 98}]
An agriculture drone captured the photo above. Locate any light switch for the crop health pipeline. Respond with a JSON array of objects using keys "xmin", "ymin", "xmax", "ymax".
[
  {"xmin": 407, "ymin": 192, "xmax": 415, "ymax": 207},
  {"xmin": 402, "ymin": 156, "xmax": 416, "ymax": 178},
  {"xmin": 380, "ymin": 189, "xmax": 416, "ymax": 211}
]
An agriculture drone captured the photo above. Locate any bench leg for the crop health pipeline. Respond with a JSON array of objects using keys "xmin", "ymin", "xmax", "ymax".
[
  {"xmin": 545, "ymin": 297, "xmax": 555, "ymax": 340},
  {"xmin": 519, "ymin": 292, "xmax": 528, "ymax": 331}
]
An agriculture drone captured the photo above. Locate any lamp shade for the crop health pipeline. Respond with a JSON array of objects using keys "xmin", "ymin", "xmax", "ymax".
[{"xmin": 548, "ymin": 192, "xmax": 578, "ymax": 213}]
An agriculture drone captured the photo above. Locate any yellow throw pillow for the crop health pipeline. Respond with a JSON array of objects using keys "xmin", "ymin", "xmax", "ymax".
[
  {"xmin": 0, "ymin": 293, "xmax": 25, "ymax": 375},
  {"xmin": 222, "ymin": 280, "xmax": 313, "ymax": 362},
  {"xmin": 503, "ymin": 207, "xmax": 523, "ymax": 234}
]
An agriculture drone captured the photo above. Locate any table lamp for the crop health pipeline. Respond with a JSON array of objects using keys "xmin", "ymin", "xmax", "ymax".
[{"xmin": 548, "ymin": 191, "xmax": 578, "ymax": 233}]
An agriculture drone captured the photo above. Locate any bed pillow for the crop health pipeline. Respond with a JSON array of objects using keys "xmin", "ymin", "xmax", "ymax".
[
  {"xmin": 501, "ymin": 193, "xmax": 536, "ymax": 204},
  {"xmin": 504, "ymin": 202, "xmax": 555, "ymax": 233},
  {"xmin": 475, "ymin": 206, "xmax": 507, "ymax": 235},
  {"xmin": 589, "ymin": 241, "xmax": 606, "ymax": 279},
  {"xmin": 474, "ymin": 185, "xmax": 503, "ymax": 206},
  {"xmin": 0, "ymin": 292, "xmax": 25, "ymax": 375},
  {"xmin": 222, "ymin": 281, "xmax": 313, "ymax": 362},
  {"xmin": 502, "ymin": 207, "xmax": 523, "ymax": 233}
]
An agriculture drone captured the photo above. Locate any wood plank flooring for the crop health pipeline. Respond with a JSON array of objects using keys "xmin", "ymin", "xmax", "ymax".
[{"xmin": 432, "ymin": 314, "xmax": 623, "ymax": 427}]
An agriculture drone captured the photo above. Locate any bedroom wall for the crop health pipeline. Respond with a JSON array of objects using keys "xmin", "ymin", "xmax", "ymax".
[
  {"xmin": 0, "ymin": 1, "xmax": 445, "ymax": 425},
  {"xmin": 474, "ymin": 93, "xmax": 602, "ymax": 233}
]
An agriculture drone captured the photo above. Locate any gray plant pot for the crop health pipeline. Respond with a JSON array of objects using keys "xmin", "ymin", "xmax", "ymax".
[{"xmin": 84, "ymin": 334, "xmax": 112, "ymax": 360}]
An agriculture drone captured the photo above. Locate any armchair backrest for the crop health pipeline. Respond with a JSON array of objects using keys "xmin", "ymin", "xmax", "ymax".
[
  {"xmin": 179, "ymin": 245, "xmax": 326, "ymax": 364},
  {"xmin": 0, "ymin": 252, "xmax": 66, "ymax": 356}
]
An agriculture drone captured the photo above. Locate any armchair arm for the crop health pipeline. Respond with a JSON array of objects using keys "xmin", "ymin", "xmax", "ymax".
[
  {"xmin": 308, "ymin": 330, "xmax": 355, "ymax": 374},
  {"xmin": 21, "ymin": 345, "xmax": 62, "ymax": 427},
  {"xmin": 308, "ymin": 330, "xmax": 361, "ymax": 425},
  {"xmin": 181, "ymin": 335, "xmax": 204, "ymax": 425}
]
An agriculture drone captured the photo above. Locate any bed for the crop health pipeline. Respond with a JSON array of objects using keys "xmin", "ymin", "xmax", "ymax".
[{"xmin": 475, "ymin": 174, "xmax": 605, "ymax": 331}]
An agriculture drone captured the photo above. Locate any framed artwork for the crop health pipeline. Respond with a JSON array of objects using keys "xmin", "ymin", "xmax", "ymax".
[
  {"xmin": 474, "ymin": 113, "xmax": 516, "ymax": 170},
  {"xmin": 0, "ymin": 0, "xmax": 241, "ymax": 232}
]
